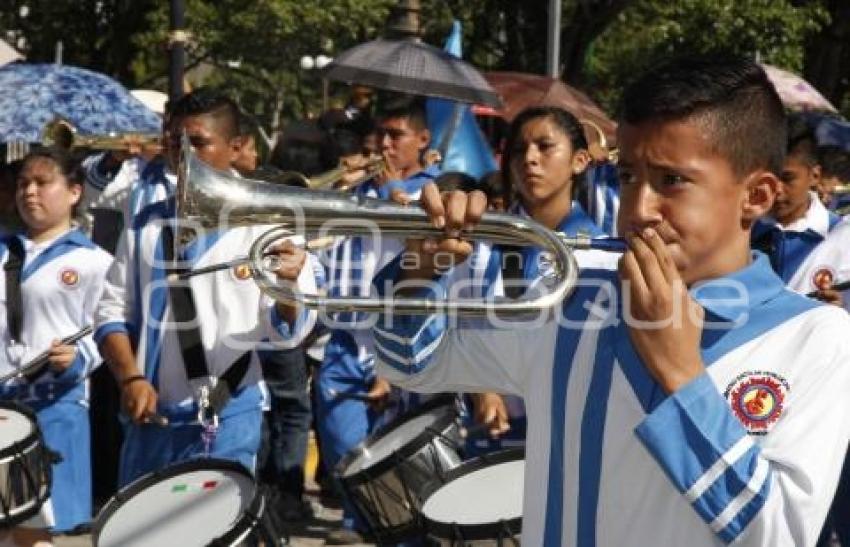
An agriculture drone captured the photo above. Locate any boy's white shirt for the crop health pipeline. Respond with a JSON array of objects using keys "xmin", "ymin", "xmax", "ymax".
[
  {"xmin": 94, "ymin": 171, "xmax": 318, "ymax": 407},
  {"xmin": 788, "ymin": 217, "xmax": 850, "ymax": 311}
]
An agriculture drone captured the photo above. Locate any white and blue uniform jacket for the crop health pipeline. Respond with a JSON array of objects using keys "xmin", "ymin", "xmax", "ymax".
[
  {"xmin": 788, "ymin": 217, "xmax": 850, "ymax": 311},
  {"xmin": 752, "ymin": 192, "xmax": 841, "ymax": 283},
  {"xmin": 373, "ymin": 252, "xmax": 850, "ymax": 546},
  {"xmin": 93, "ymin": 173, "xmax": 317, "ymax": 419},
  {"xmin": 0, "ymin": 229, "xmax": 111, "ymax": 403}
]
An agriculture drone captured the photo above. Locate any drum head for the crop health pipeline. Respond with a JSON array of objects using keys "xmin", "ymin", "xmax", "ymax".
[
  {"xmin": 421, "ymin": 449, "xmax": 524, "ymax": 540},
  {"xmin": 0, "ymin": 402, "xmax": 36, "ymax": 450},
  {"xmin": 339, "ymin": 395, "xmax": 459, "ymax": 480},
  {"xmin": 94, "ymin": 459, "xmax": 259, "ymax": 547}
]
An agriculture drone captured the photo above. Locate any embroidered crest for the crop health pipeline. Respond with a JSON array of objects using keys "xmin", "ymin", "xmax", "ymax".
[
  {"xmin": 724, "ymin": 371, "xmax": 789, "ymax": 435},
  {"xmin": 232, "ymin": 262, "xmax": 252, "ymax": 281},
  {"xmin": 811, "ymin": 266, "xmax": 835, "ymax": 291},
  {"xmin": 58, "ymin": 267, "xmax": 80, "ymax": 287}
]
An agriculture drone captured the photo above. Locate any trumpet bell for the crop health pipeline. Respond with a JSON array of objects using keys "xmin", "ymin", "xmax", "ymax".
[
  {"xmin": 41, "ymin": 117, "xmax": 161, "ymax": 151},
  {"xmin": 178, "ymin": 136, "xmax": 581, "ymax": 317}
]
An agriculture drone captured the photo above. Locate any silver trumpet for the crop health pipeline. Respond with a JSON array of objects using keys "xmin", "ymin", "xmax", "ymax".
[{"xmin": 177, "ymin": 136, "xmax": 623, "ymax": 316}]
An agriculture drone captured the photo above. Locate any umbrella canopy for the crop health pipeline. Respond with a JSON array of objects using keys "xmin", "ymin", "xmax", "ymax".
[
  {"xmin": 323, "ymin": 38, "xmax": 501, "ymax": 108},
  {"xmin": 475, "ymin": 71, "xmax": 617, "ymax": 144},
  {"xmin": 0, "ymin": 63, "xmax": 161, "ymax": 143},
  {"xmin": 761, "ymin": 63, "xmax": 837, "ymax": 113}
]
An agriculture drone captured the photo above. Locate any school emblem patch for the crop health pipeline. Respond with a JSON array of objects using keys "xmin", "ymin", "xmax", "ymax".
[
  {"xmin": 58, "ymin": 267, "xmax": 80, "ymax": 288},
  {"xmin": 232, "ymin": 262, "xmax": 253, "ymax": 281},
  {"xmin": 811, "ymin": 266, "xmax": 835, "ymax": 291},
  {"xmin": 724, "ymin": 371, "xmax": 789, "ymax": 435}
]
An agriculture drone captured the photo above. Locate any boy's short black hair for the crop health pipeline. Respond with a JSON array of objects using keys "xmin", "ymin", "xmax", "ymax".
[
  {"xmin": 785, "ymin": 114, "xmax": 818, "ymax": 166},
  {"xmin": 376, "ymin": 94, "xmax": 428, "ymax": 131},
  {"xmin": 818, "ymin": 145, "xmax": 850, "ymax": 184},
  {"xmin": 166, "ymin": 87, "xmax": 241, "ymax": 140},
  {"xmin": 620, "ymin": 54, "xmax": 787, "ymax": 177}
]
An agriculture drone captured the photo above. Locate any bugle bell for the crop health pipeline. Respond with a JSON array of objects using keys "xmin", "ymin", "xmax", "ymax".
[
  {"xmin": 177, "ymin": 136, "xmax": 622, "ymax": 317},
  {"xmin": 41, "ymin": 117, "xmax": 161, "ymax": 152}
]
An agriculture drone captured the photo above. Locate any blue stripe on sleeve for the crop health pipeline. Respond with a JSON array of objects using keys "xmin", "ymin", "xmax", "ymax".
[
  {"xmin": 690, "ymin": 443, "xmax": 763, "ymax": 526},
  {"xmin": 717, "ymin": 471, "xmax": 772, "ymax": 543},
  {"xmin": 94, "ymin": 321, "xmax": 129, "ymax": 343},
  {"xmin": 635, "ymin": 373, "xmax": 750, "ymax": 494}
]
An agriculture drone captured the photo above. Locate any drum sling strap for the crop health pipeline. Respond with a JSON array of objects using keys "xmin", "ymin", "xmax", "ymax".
[
  {"xmin": 4, "ymin": 237, "xmax": 25, "ymax": 345},
  {"xmin": 3, "ymin": 237, "xmax": 51, "ymax": 384},
  {"xmin": 161, "ymin": 226, "xmax": 252, "ymax": 417}
]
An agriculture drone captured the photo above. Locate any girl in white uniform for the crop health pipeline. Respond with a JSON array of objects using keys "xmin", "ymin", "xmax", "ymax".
[{"xmin": 0, "ymin": 148, "xmax": 112, "ymax": 541}]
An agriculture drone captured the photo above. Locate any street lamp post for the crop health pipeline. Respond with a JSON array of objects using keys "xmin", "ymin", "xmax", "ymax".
[{"xmin": 300, "ymin": 54, "xmax": 334, "ymax": 113}]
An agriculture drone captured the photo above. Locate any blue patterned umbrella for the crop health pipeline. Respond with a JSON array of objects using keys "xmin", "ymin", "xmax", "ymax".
[{"xmin": 0, "ymin": 62, "xmax": 161, "ymax": 143}]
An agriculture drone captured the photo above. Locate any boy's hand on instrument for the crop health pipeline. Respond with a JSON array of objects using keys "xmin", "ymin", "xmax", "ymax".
[
  {"xmin": 366, "ymin": 377, "xmax": 392, "ymax": 412},
  {"xmin": 121, "ymin": 376, "xmax": 159, "ymax": 425},
  {"xmin": 619, "ymin": 227, "xmax": 705, "ymax": 394},
  {"xmin": 814, "ymin": 287, "xmax": 843, "ymax": 307},
  {"xmin": 47, "ymin": 341, "xmax": 77, "ymax": 371},
  {"xmin": 402, "ymin": 183, "xmax": 488, "ymax": 278},
  {"xmin": 270, "ymin": 239, "xmax": 307, "ymax": 282},
  {"xmin": 473, "ymin": 392, "xmax": 511, "ymax": 438}
]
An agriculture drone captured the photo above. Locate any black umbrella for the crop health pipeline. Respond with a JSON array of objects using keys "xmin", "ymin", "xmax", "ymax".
[{"xmin": 323, "ymin": 39, "xmax": 502, "ymax": 108}]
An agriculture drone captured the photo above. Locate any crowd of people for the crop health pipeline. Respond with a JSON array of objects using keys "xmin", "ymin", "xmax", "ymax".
[{"xmin": 0, "ymin": 52, "xmax": 849, "ymax": 547}]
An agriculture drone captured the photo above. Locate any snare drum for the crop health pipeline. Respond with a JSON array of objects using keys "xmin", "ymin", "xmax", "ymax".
[
  {"xmin": 0, "ymin": 401, "xmax": 52, "ymax": 528},
  {"xmin": 420, "ymin": 449, "xmax": 524, "ymax": 546},
  {"xmin": 336, "ymin": 395, "xmax": 464, "ymax": 543},
  {"xmin": 93, "ymin": 459, "xmax": 266, "ymax": 547}
]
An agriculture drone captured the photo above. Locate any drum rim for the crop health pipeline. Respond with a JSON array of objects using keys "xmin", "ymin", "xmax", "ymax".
[
  {"xmin": 335, "ymin": 394, "xmax": 459, "ymax": 486},
  {"xmin": 0, "ymin": 400, "xmax": 40, "ymax": 458},
  {"xmin": 0, "ymin": 400, "xmax": 51, "ymax": 528},
  {"xmin": 92, "ymin": 458, "xmax": 262, "ymax": 547},
  {"xmin": 419, "ymin": 448, "xmax": 525, "ymax": 541}
]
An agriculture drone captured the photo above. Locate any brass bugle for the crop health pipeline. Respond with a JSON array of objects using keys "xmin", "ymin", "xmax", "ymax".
[
  {"xmin": 276, "ymin": 155, "xmax": 385, "ymax": 190},
  {"xmin": 177, "ymin": 135, "xmax": 627, "ymax": 317},
  {"xmin": 42, "ymin": 117, "xmax": 161, "ymax": 152}
]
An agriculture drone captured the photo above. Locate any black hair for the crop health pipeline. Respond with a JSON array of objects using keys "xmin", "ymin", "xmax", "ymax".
[
  {"xmin": 18, "ymin": 146, "xmax": 85, "ymax": 217},
  {"xmin": 785, "ymin": 113, "xmax": 818, "ymax": 167},
  {"xmin": 479, "ymin": 170, "xmax": 505, "ymax": 200},
  {"xmin": 500, "ymin": 106, "xmax": 588, "ymax": 205},
  {"xmin": 166, "ymin": 87, "xmax": 241, "ymax": 140},
  {"xmin": 620, "ymin": 54, "xmax": 787, "ymax": 177},
  {"xmin": 434, "ymin": 171, "xmax": 478, "ymax": 193},
  {"xmin": 818, "ymin": 145, "xmax": 850, "ymax": 184},
  {"xmin": 375, "ymin": 94, "xmax": 428, "ymax": 131}
]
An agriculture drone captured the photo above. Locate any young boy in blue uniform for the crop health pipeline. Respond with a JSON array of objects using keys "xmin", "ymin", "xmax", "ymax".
[
  {"xmin": 373, "ymin": 55, "xmax": 850, "ymax": 546},
  {"xmin": 751, "ymin": 114, "xmax": 841, "ymax": 281}
]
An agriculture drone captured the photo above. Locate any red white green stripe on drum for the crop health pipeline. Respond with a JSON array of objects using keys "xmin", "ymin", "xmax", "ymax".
[{"xmin": 170, "ymin": 480, "xmax": 219, "ymax": 493}]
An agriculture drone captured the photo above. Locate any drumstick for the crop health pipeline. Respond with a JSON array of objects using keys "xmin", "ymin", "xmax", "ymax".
[
  {"xmin": 0, "ymin": 326, "xmax": 93, "ymax": 385},
  {"xmin": 143, "ymin": 413, "xmax": 170, "ymax": 427},
  {"xmin": 806, "ymin": 279, "xmax": 850, "ymax": 298},
  {"xmin": 326, "ymin": 387, "xmax": 375, "ymax": 402}
]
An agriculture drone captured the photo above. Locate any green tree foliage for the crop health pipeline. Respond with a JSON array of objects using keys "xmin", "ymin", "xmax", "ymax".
[
  {"xmin": 0, "ymin": 0, "xmax": 157, "ymax": 85},
  {"xmin": 585, "ymin": 0, "xmax": 829, "ymax": 112},
  {"xmin": 133, "ymin": 0, "xmax": 396, "ymax": 134}
]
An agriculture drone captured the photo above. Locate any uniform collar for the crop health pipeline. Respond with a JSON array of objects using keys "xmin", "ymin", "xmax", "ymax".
[
  {"xmin": 13, "ymin": 227, "xmax": 93, "ymax": 251},
  {"xmin": 689, "ymin": 252, "xmax": 784, "ymax": 322},
  {"xmin": 767, "ymin": 192, "xmax": 835, "ymax": 237},
  {"xmin": 360, "ymin": 164, "xmax": 441, "ymax": 200},
  {"xmin": 510, "ymin": 201, "xmax": 605, "ymax": 237}
]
